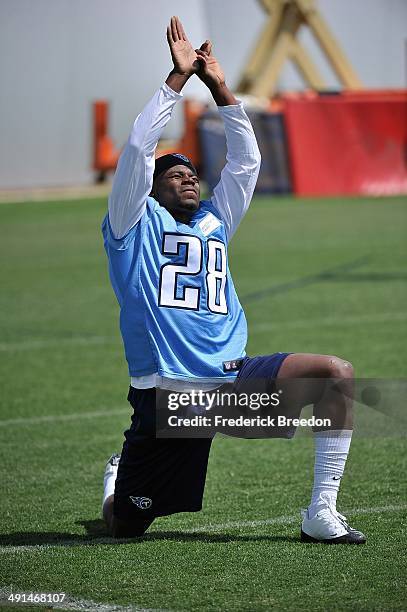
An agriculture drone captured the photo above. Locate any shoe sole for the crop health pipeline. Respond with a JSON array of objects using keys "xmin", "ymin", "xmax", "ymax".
[{"xmin": 301, "ymin": 529, "xmax": 366, "ymax": 544}]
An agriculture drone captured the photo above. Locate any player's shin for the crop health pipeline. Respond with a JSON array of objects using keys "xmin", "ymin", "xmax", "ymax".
[
  {"xmin": 102, "ymin": 453, "xmax": 121, "ymax": 516},
  {"xmin": 309, "ymin": 429, "xmax": 352, "ymax": 515}
]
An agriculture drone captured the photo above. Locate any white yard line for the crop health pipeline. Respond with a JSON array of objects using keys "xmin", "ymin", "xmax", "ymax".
[
  {"xmin": 1, "ymin": 312, "xmax": 405, "ymax": 353},
  {"xmin": 51, "ymin": 598, "xmax": 146, "ymax": 611},
  {"xmin": 250, "ymin": 311, "xmax": 407, "ymax": 333},
  {"xmin": 0, "ymin": 408, "xmax": 128, "ymax": 427},
  {"xmin": 0, "ymin": 587, "xmax": 155, "ymax": 611},
  {"xmin": 189, "ymin": 503, "xmax": 407, "ymax": 533},
  {"xmin": 0, "ymin": 537, "xmax": 127, "ymax": 554},
  {"xmin": 0, "ymin": 183, "xmax": 111, "ymax": 204},
  {"xmin": 0, "ymin": 335, "xmax": 115, "ymax": 352},
  {"xmin": 0, "ymin": 503, "xmax": 405, "ymax": 555}
]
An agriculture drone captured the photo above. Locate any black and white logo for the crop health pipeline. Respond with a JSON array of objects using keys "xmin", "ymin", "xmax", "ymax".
[
  {"xmin": 173, "ymin": 153, "xmax": 191, "ymax": 163},
  {"xmin": 129, "ymin": 496, "xmax": 152, "ymax": 510}
]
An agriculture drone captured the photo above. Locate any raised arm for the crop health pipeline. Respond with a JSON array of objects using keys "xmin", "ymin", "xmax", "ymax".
[
  {"xmin": 196, "ymin": 43, "xmax": 261, "ymax": 240},
  {"xmin": 108, "ymin": 17, "xmax": 199, "ymax": 239}
]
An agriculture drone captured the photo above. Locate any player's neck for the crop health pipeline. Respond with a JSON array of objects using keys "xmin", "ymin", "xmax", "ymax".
[{"xmin": 170, "ymin": 211, "xmax": 194, "ymax": 225}]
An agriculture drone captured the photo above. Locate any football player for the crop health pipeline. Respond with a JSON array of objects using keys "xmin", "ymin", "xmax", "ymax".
[{"xmin": 101, "ymin": 16, "xmax": 365, "ymax": 544}]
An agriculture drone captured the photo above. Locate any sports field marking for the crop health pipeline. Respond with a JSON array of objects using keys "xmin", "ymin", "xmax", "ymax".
[
  {"xmin": 56, "ymin": 600, "xmax": 153, "ymax": 612},
  {"xmin": 0, "ymin": 408, "xmax": 128, "ymax": 428},
  {"xmin": 0, "ymin": 335, "xmax": 115, "ymax": 352},
  {"xmin": 0, "ymin": 587, "xmax": 152, "ymax": 612},
  {"xmin": 0, "ymin": 503, "xmax": 405, "ymax": 554},
  {"xmin": 1, "ymin": 311, "xmax": 405, "ymax": 353},
  {"xmin": 0, "ymin": 183, "xmax": 111, "ymax": 204},
  {"xmin": 251, "ymin": 311, "xmax": 407, "ymax": 333},
  {"xmin": 53, "ymin": 599, "xmax": 147, "ymax": 612},
  {"xmin": 241, "ymin": 256, "xmax": 370, "ymax": 303},
  {"xmin": 189, "ymin": 503, "xmax": 407, "ymax": 533}
]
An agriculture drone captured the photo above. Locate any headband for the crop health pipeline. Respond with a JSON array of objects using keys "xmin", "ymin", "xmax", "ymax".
[{"xmin": 153, "ymin": 153, "xmax": 197, "ymax": 182}]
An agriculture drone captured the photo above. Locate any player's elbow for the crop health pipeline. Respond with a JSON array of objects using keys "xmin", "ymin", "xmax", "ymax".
[
  {"xmin": 128, "ymin": 114, "xmax": 145, "ymax": 150},
  {"xmin": 237, "ymin": 147, "xmax": 261, "ymax": 177},
  {"xmin": 249, "ymin": 147, "xmax": 261, "ymax": 183},
  {"xmin": 128, "ymin": 132, "xmax": 144, "ymax": 151},
  {"xmin": 250, "ymin": 144, "xmax": 261, "ymax": 173},
  {"xmin": 254, "ymin": 142, "xmax": 261, "ymax": 164}
]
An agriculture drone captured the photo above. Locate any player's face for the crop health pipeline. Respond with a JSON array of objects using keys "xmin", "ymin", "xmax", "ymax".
[{"xmin": 153, "ymin": 165, "xmax": 200, "ymax": 219}]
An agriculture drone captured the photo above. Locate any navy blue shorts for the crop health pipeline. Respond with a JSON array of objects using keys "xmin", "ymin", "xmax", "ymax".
[
  {"xmin": 114, "ymin": 352, "xmax": 291, "ymax": 523},
  {"xmin": 237, "ymin": 352, "xmax": 291, "ymax": 383},
  {"xmin": 114, "ymin": 387, "xmax": 213, "ymax": 522}
]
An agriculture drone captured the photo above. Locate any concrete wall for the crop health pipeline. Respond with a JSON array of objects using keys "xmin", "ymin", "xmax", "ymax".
[
  {"xmin": 0, "ymin": 0, "xmax": 406, "ymax": 188},
  {"xmin": 0, "ymin": 0, "xmax": 208, "ymax": 188}
]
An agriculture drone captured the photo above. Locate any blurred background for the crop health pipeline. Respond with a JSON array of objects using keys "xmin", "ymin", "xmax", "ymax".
[{"xmin": 1, "ymin": 0, "xmax": 406, "ymax": 194}]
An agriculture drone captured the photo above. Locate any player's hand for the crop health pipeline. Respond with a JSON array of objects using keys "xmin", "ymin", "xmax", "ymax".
[
  {"xmin": 195, "ymin": 41, "xmax": 226, "ymax": 90},
  {"xmin": 167, "ymin": 16, "xmax": 199, "ymax": 77}
]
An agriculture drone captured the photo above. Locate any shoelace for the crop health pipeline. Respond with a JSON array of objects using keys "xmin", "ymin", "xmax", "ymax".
[
  {"xmin": 325, "ymin": 499, "xmax": 350, "ymax": 530},
  {"xmin": 327, "ymin": 502, "xmax": 353, "ymax": 531},
  {"xmin": 335, "ymin": 511, "xmax": 350, "ymax": 529},
  {"xmin": 303, "ymin": 500, "xmax": 352, "ymax": 532}
]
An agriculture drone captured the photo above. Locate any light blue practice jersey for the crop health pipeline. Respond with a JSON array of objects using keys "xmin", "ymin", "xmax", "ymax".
[
  {"xmin": 102, "ymin": 197, "xmax": 247, "ymax": 384},
  {"xmin": 103, "ymin": 82, "xmax": 261, "ymax": 386}
]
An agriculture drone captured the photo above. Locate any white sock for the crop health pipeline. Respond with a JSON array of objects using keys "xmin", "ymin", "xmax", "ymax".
[
  {"xmin": 309, "ymin": 429, "xmax": 352, "ymax": 516},
  {"xmin": 102, "ymin": 465, "xmax": 118, "ymax": 511}
]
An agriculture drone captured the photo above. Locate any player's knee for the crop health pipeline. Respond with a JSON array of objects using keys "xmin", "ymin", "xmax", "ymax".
[
  {"xmin": 102, "ymin": 495, "xmax": 115, "ymax": 533},
  {"xmin": 111, "ymin": 515, "xmax": 153, "ymax": 538},
  {"xmin": 327, "ymin": 356, "xmax": 354, "ymax": 379},
  {"xmin": 102, "ymin": 495, "xmax": 114, "ymax": 519}
]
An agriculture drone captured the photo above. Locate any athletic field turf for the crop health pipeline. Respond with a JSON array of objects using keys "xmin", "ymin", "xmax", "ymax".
[{"xmin": 1, "ymin": 195, "xmax": 406, "ymax": 611}]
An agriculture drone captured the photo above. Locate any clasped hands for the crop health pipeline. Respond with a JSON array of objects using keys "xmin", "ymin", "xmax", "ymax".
[{"xmin": 167, "ymin": 16, "xmax": 225, "ymax": 90}]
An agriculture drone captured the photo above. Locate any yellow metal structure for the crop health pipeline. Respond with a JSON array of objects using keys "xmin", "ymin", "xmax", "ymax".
[{"xmin": 237, "ymin": 0, "xmax": 362, "ymax": 96}]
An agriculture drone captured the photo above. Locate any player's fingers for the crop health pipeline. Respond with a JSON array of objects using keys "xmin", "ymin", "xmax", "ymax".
[
  {"xmin": 171, "ymin": 16, "xmax": 179, "ymax": 41},
  {"xmin": 195, "ymin": 52, "xmax": 208, "ymax": 66},
  {"xmin": 200, "ymin": 40, "xmax": 212, "ymax": 55},
  {"xmin": 166, "ymin": 26, "xmax": 173, "ymax": 45},
  {"xmin": 177, "ymin": 17, "xmax": 187, "ymax": 41},
  {"xmin": 174, "ymin": 16, "xmax": 184, "ymax": 41}
]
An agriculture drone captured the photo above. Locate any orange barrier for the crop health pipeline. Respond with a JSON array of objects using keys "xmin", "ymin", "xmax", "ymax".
[
  {"xmin": 156, "ymin": 99, "xmax": 205, "ymax": 167},
  {"xmin": 92, "ymin": 99, "xmax": 205, "ymax": 181},
  {"xmin": 92, "ymin": 101, "xmax": 120, "ymax": 181},
  {"xmin": 283, "ymin": 91, "xmax": 407, "ymax": 196}
]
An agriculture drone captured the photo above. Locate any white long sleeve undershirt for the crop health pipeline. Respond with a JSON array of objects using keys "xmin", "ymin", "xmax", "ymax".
[
  {"xmin": 107, "ymin": 82, "xmax": 261, "ymax": 390},
  {"xmin": 108, "ymin": 82, "xmax": 261, "ymax": 242}
]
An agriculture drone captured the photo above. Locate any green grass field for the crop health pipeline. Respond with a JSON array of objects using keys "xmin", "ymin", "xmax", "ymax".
[{"xmin": 1, "ymin": 194, "xmax": 406, "ymax": 611}]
